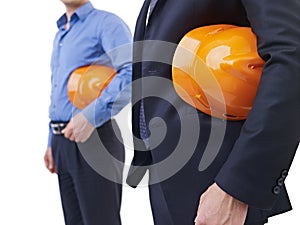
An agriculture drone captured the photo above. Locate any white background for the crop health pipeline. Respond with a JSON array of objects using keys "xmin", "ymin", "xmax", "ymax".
[{"xmin": 0, "ymin": 0, "xmax": 298, "ymax": 224}]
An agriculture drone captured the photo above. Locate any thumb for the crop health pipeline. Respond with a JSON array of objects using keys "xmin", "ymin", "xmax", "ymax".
[{"xmin": 48, "ymin": 154, "xmax": 53, "ymax": 170}]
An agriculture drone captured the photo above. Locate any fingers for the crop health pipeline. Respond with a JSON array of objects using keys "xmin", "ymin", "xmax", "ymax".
[
  {"xmin": 195, "ymin": 198, "xmax": 206, "ymax": 225},
  {"xmin": 61, "ymin": 116, "xmax": 94, "ymax": 143},
  {"xmin": 75, "ymin": 127, "xmax": 94, "ymax": 143},
  {"xmin": 62, "ymin": 125, "xmax": 80, "ymax": 142},
  {"xmin": 73, "ymin": 131, "xmax": 88, "ymax": 143},
  {"xmin": 48, "ymin": 151, "xmax": 57, "ymax": 174},
  {"xmin": 44, "ymin": 148, "xmax": 57, "ymax": 174},
  {"xmin": 65, "ymin": 131, "xmax": 76, "ymax": 142},
  {"xmin": 62, "ymin": 122, "xmax": 75, "ymax": 141},
  {"xmin": 196, "ymin": 190, "xmax": 209, "ymax": 223},
  {"xmin": 194, "ymin": 216, "xmax": 206, "ymax": 225},
  {"xmin": 194, "ymin": 183, "xmax": 248, "ymax": 225}
]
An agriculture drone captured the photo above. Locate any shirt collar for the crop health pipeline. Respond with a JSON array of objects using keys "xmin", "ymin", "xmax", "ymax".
[{"xmin": 56, "ymin": 1, "xmax": 94, "ymax": 28}]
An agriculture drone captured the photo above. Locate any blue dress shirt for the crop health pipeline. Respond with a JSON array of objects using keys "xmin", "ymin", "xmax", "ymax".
[{"xmin": 48, "ymin": 2, "xmax": 132, "ymax": 146}]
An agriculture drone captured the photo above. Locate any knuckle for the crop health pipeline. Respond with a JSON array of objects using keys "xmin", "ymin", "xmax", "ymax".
[{"xmin": 195, "ymin": 216, "xmax": 206, "ymax": 225}]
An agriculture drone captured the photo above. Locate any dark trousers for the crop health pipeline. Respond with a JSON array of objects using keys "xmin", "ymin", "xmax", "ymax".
[
  {"xmin": 247, "ymin": 221, "xmax": 268, "ymax": 225},
  {"xmin": 149, "ymin": 182, "xmax": 267, "ymax": 225},
  {"xmin": 148, "ymin": 154, "xmax": 269, "ymax": 225},
  {"xmin": 52, "ymin": 120, "xmax": 124, "ymax": 225}
]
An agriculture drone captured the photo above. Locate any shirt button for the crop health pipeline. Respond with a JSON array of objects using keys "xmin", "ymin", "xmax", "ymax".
[{"xmin": 59, "ymin": 42, "xmax": 63, "ymax": 47}]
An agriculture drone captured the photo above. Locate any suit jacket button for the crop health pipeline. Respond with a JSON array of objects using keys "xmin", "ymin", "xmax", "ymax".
[
  {"xmin": 281, "ymin": 170, "xmax": 288, "ymax": 178},
  {"xmin": 277, "ymin": 177, "xmax": 284, "ymax": 186},
  {"xmin": 273, "ymin": 186, "xmax": 281, "ymax": 195}
]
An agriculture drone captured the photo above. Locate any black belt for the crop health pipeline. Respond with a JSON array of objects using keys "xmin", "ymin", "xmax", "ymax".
[{"xmin": 50, "ymin": 122, "xmax": 68, "ymax": 135}]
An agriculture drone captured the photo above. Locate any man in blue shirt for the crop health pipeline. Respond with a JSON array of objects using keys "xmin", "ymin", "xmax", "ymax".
[{"xmin": 43, "ymin": 1, "xmax": 132, "ymax": 224}]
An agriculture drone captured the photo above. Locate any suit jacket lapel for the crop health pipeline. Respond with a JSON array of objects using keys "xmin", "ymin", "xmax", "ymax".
[
  {"xmin": 134, "ymin": 0, "xmax": 151, "ymax": 41},
  {"xmin": 133, "ymin": 0, "xmax": 151, "ymax": 82},
  {"xmin": 148, "ymin": 0, "xmax": 158, "ymax": 18},
  {"xmin": 147, "ymin": 0, "xmax": 167, "ymax": 30}
]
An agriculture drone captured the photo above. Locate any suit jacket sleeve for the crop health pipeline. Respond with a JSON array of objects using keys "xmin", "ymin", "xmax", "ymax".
[{"xmin": 215, "ymin": 0, "xmax": 300, "ymax": 209}]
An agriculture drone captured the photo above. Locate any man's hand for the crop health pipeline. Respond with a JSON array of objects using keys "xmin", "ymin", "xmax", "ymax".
[
  {"xmin": 195, "ymin": 183, "xmax": 248, "ymax": 225},
  {"xmin": 62, "ymin": 112, "xmax": 95, "ymax": 143},
  {"xmin": 44, "ymin": 147, "xmax": 57, "ymax": 174}
]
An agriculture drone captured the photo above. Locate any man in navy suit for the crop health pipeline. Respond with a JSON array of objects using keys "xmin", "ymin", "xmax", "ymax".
[{"xmin": 127, "ymin": 0, "xmax": 300, "ymax": 224}]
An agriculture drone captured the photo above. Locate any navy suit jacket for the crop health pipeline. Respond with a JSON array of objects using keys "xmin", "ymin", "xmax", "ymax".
[{"xmin": 128, "ymin": 0, "xmax": 300, "ymax": 216}]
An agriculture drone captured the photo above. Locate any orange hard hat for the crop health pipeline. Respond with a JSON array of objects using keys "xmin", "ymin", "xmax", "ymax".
[
  {"xmin": 172, "ymin": 24, "xmax": 265, "ymax": 120},
  {"xmin": 68, "ymin": 65, "xmax": 117, "ymax": 110}
]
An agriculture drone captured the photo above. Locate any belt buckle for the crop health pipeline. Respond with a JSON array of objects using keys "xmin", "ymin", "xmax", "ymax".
[{"xmin": 51, "ymin": 122, "xmax": 67, "ymax": 135}]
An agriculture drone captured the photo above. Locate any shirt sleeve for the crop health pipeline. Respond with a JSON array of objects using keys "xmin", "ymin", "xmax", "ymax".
[
  {"xmin": 215, "ymin": 0, "xmax": 300, "ymax": 209},
  {"xmin": 47, "ymin": 122, "xmax": 53, "ymax": 148},
  {"xmin": 82, "ymin": 13, "xmax": 133, "ymax": 128}
]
